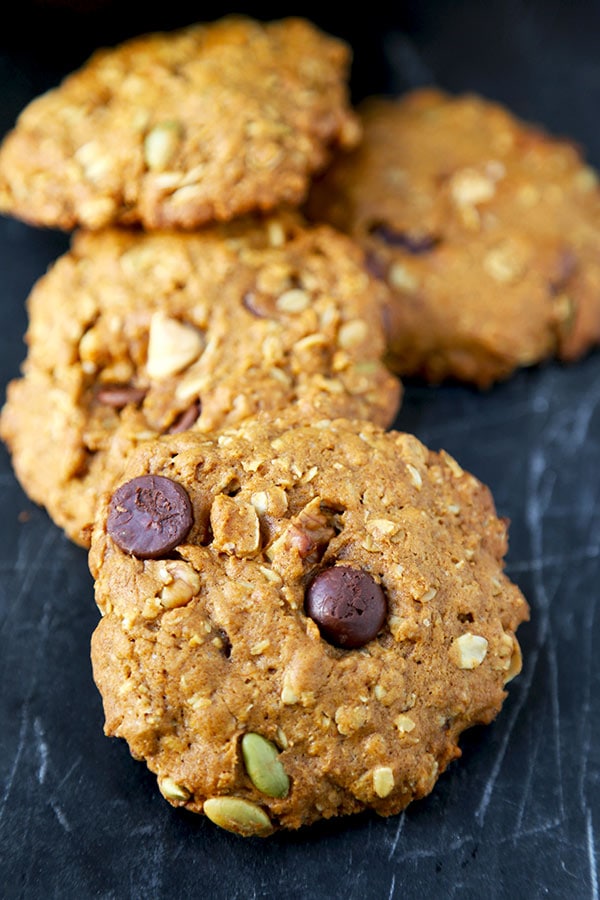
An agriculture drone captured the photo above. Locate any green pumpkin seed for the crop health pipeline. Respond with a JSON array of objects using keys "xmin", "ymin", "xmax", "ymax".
[
  {"xmin": 241, "ymin": 732, "xmax": 290, "ymax": 799},
  {"xmin": 203, "ymin": 797, "xmax": 273, "ymax": 837}
]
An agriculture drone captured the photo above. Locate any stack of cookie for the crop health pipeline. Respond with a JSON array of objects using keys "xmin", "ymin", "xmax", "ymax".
[{"xmin": 0, "ymin": 16, "xmax": 530, "ymax": 836}]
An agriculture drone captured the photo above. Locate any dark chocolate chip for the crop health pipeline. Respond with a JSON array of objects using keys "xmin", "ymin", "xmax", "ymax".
[
  {"xmin": 305, "ymin": 565, "xmax": 387, "ymax": 649},
  {"xmin": 107, "ymin": 474, "xmax": 193, "ymax": 559},
  {"xmin": 168, "ymin": 400, "xmax": 201, "ymax": 434},
  {"xmin": 364, "ymin": 249, "xmax": 388, "ymax": 281},
  {"xmin": 96, "ymin": 384, "xmax": 147, "ymax": 408},
  {"xmin": 369, "ymin": 223, "xmax": 438, "ymax": 254}
]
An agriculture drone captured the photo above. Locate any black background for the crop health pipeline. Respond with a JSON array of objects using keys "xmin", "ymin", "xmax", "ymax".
[{"xmin": 1, "ymin": 2, "xmax": 600, "ymax": 898}]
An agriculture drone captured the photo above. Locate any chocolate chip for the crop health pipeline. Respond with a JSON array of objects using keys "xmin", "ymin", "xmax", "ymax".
[
  {"xmin": 168, "ymin": 400, "xmax": 201, "ymax": 433},
  {"xmin": 96, "ymin": 384, "xmax": 147, "ymax": 408},
  {"xmin": 364, "ymin": 249, "xmax": 388, "ymax": 281},
  {"xmin": 107, "ymin": 474, "xmax": 193, "ymax": 559},
  {"xmin": 305, "ymin": 565, "xmax": 387, "ymax": 649},
  {"xmin": 369, "ymin": 223, "xmax": 438, "ymax": 254}
]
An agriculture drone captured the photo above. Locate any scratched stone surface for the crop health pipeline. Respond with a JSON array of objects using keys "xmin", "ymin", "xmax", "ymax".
[{"xmin": 1, "ymin": 2, "xmax": 599, "ymax": 898}]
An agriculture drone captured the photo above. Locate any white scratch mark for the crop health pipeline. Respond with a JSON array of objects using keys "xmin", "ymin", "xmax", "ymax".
[
  {"xmin": 387, "ymin": 811, "xmax": 406, "ymax": 860},
  {"xmin": 49, "ymin": 799, "xmax": 71, "ymax": 832},
  {"xmin": 33, "ymin": 717, "xmax": 48, "ymax": 785},
  {"xmin": 0, "ymin": 703, "xmax": 30, "ymax": 823},
  {"xmin": 588, "ymin": 809, "xmax": 598, "ymax": 900},
  {"xmin": 1, "ymin": 528, "xmax": 58, "ymax": 634},
  {"xmin": 475, "ymin": 641, "xmax": 538, "ymax": 826},
  {"xmin": 54, "ymin": 757, "xmax": 82, "ymax": 792},
  {"xmin": 579, "ymin": 591, "xmax": 597, "ymax": 810},
  {"xmin": 388, "ymin": 873, "xmax": 396, "ymax": 900}
]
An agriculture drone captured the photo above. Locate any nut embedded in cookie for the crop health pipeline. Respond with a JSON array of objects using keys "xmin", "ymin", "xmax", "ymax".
[
  {"xmin": 307, "ymin": 88, "xmax": 600, "ymax": 386},
  {"xmin": 0, "ymin": 16, "xmax": 361, "ymax": 230},
  {"xmin": 89, "ymin": 414, "xmax": 529, "ymax": 835},
  {"xmin": 0, "ymin": 212, "xmax": 400, "ymax": 546}
]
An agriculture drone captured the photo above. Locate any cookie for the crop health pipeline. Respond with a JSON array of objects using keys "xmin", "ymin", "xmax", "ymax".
[
  {"xmin": 0, "ymin": 16, "xmax": 360, "ymax": 230},
  {"xmin": 89, "ymin": 414, "xmax": 528, "ymax": 835},
  {"xmin": 0, "ymin": 213, "xmax": 400, "ymax": 546},
  {"xmin": 307, "ymin": 88, "xmax": 600, "ymax": 386}
]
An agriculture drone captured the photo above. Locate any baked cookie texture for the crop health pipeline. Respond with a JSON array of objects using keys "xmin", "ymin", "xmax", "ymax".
[
  {"xmin": 307, "ymin": 88, "xmax": 600, "ymax": 387},
  {"xmin": 0, "ymin": 213, "xmax": 400, "ymax": 546},
  {"xmin": 0, "ymin": 16, "xmax": 360, "ymax": 230},
  {"xmin": 90, "ymin": 415, "xmax": 528, "ymax": 835}
]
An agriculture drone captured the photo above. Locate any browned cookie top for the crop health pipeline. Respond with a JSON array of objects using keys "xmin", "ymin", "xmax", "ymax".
[
  {"xmin": 90, "ymin": 415, "xmax": 528, "ymax": 835},
  {"xmin": 0, "ymin": 16, "xmax": 360, "ymax": 230},
  {"xmin": 0, "ymin": 213, "xmax": 400, "ymax": 546},
  {"xmin": 307, "ymin": 88, "xmax": 600, "ymax": 386}
]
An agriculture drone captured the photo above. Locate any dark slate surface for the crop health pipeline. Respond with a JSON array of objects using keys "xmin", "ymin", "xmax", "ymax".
[{"xmin": 1, "ymin": 2, "xmax": 599, "ymax": 898}]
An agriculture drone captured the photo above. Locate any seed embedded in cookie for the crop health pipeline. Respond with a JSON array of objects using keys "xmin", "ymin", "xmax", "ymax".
[
  {"xmin": 107, "ymin": 475, "xmax": 193, "ymax": 559},
  {"xmin": 0, "ymin": 213, "xmax": 400, "ymax": 547},
  {"xmin": 305, "ymin": 565, "xmax": 387, "ymax": 648},
  {"xmin": 89, "ymin": 415, "xmax": 529, "ymax": 834},
  {"xmin": 307, "ymin": 88, "xmax": 600, "ymax": 386},
  {"xmin": 0, "ymin": 16, "xmax": 361, "ymax": 231}
]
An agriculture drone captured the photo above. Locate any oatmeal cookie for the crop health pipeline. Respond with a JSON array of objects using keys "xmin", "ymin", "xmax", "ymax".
[
  {"xmin": 0, "ymin": 16, "xmax": 360, "ymax": 230},
  {"xmin": 0, "ymin": 213, "xmax": 399, "ymax": 546},
  {"xmin": 90, "ymin": 414, "xmax": 528, "ymax": 835},
  {"xmin": 307, "ymin": 88, "xmax": 600, "ymax": 386}
]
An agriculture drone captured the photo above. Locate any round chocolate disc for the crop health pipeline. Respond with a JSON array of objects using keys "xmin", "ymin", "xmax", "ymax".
[
  {"xmin": 107, "ymin": 474, "xmax": 193, "ymax": 559},
  {"xmin": 305, "ymin": 565, "xmax": 387, "ymax": 649}
]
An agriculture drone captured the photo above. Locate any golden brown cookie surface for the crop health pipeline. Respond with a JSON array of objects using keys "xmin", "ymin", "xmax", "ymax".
[
  {"xmin": 0, "ymin": 213, "xmax": 399, "ymax": 546},
  {"xmin": 90, "ymin": 415, "xmax": 528, "ymax": 835},
  {"xmin": 0, "ymin": 16, "xmax": 360, "ymax": 230},
  {"xmin": 308, "ymin": 88, "xmax": 600, "ymax": 386}
]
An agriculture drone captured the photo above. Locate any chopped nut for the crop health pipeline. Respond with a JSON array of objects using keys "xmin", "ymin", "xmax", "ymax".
[
  {"xmin": 406, "ymin": 464, "xmax": 423, "ymax": 489},
  {"xmin": 389, "ymin": 262, "xmax": 419, "ymax": 292},
  {"xmin": 373, "ymin": 766, "xmax": 395, "ymax": 798},
  {"xmin": 144, "ymin": 121, "xmax": 182, "ymax": 171},
  {"xmin": 258, "ymin": 565, "xmax": 282, "ymax": 585},
  {"xmin": 250, "ymin": 486, "xmax": 288, "ymax": 517},
  {"xmin": 276, "ymin": 288, "xmax": 310, "ymax": 313},
  {"xmin": 483, "ymin": 242, "xmax": 526, "ymax": 284},
  {"xmin": 267, "ymin": 219, "xmax": 286, "ymax": 247},
  {"xmin": 394, "ymin": 714, "xmax": 416, "ymax": 734},
  {"xmin": 158, "ymin": 562, "xmax": 200, "ymax": 610},
  {"xmin": 388, "ymin": 615, "xmax": 419, "ymax": 642},
  {"xmin": 75, "ymin": 140, "xmax": 112, "ymax": 182},
  {"xmin": 338, "ymin": 319, "xmax": 368, "ymax": 349},
  {"xmin": 79, "ymin": 196, "xmax": 118, "ymax": 228},
  {"xmin": 335, "ymin": 705, "xmax": 369, "ymax": 735},
  {"xmin": 450, "ymin": 168, "xmax": 496, "ymax": 206},
  {"xmin": 366, "ymin": 518, "xmax": 400, "ymax": 539},
  {"xmin": 499, "ymin": 633, "xmax": 523, "ymax": 684},
  {"xmin": 281, "ymin": 685, "xmax": 298, "ymax": 706},
  {"xmin": 210, "ymin": 494, "xmax": 260, "ymax": 558},
  {"xmin": 146, "ymin": 312, "xmax": 204, "ymax": 379},
  {"xmin": 187, "ymin": 693, "xmax": 212, "ymax": 710},
  {"xmin": 450, "ymin": 632, "xmax": 489, "ymax": 669}
]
